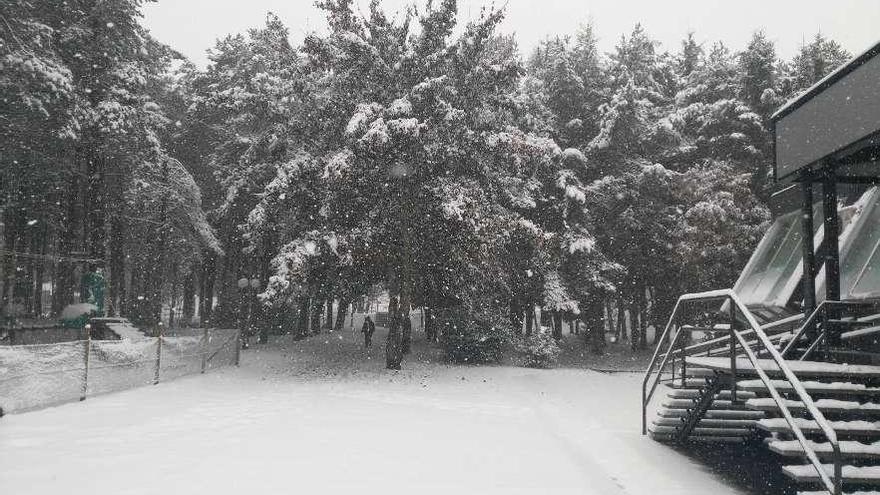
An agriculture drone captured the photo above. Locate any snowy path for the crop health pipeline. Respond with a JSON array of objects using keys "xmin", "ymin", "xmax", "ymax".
[{"xmin": 0, "ymin": 326, "xmax": 746, "ymax": 495}]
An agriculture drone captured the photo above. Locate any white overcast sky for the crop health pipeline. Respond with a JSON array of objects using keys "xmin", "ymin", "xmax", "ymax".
[{"xmin": 142, "ymin": 0, "xmax": 880, "ymax": 68}]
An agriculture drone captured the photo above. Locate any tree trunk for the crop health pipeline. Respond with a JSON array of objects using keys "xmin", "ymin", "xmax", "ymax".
[
  {"xmin": 588, "ymin": 298, "xmax": 606, "ymax": 355},
  {"xmin": 386, "ymin": 295, "xmax": 403, "ymax": 369},
  {"xmin": 199, "ymin": 255, "xmax": 216, "ymax": 326},
  {"xmin": 638, "ymin": 284, "xmax": 648, "ymax": 349},
  {"xmin": 400, "ymin": 300, "xmax": 412, "ymax": 354},
  {"xmin": 145, "ymin": 159, "xmax": 170, "ymax": 326},
  {"xmin": 630, "ymin": 303, "xmax": 641, "ymax": 352},
  {"xmin": 334, "ymin": 299, "xmax": 347, "ymax": 332},
  {"xmin": 108, "ymin": 215, "xmax": 125, "ymax": 317},
  {"xmin": 424, "ymin": 306, "xmax": 435, "ymax": 342},
  {"xmin": 524, "ymin": 307, "xmax": 534, "ymax": 337},
  {"xmin": 53, "ymin": 178, "xmax": 80, "ymax": 314},
  {"xmin": 310, "ymin": 297, "xmax": 321, "ymax": 334},
  {"xmin": 296, "ymin": 297, "xmax": 308, "ymax": 339},
  {"xmin": 182, "ymin": 270, "xmax": 196, "ymax": 327},
  {"xmin": 32, "ymin": 223, "xmax": 47, "ymax": 317},
  {"xmin": 616, "ymin": 299, "xmax": 625, "ymax": 342},
  {"xmin": 510, "ymin": 299, "xmax": 523, "ymax": 336},
  {"xmin": 552, "ymin": 311, "xmax": 563, "ymax": 340},
  {"xmin": 325, "ymin": 299, "xmax": 333, "ymax": 330}
]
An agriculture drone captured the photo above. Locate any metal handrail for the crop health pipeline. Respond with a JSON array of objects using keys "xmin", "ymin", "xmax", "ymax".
[
  {"xmin": 782, "ymin": 300, "xmax": 880, "ymax": 358},
  {"xmin": 665, "ymin": 313, "xmax": 804, "ymax": 360},
  {"xmin": 642, "ymin": 289, "xmax": 732, "ymax": 433},
  {"xmin": 642, "ymin": 289, "xmax": 842, "ymax": 495}
]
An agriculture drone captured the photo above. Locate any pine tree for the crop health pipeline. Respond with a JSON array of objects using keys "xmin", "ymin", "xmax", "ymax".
[
  {"xmin": 789, "ymin": 33, "xmax": 851, "ymax": 92},
  {"xmin": 737, "ymin": 30, "xmax": 780, "ymax": 120}
]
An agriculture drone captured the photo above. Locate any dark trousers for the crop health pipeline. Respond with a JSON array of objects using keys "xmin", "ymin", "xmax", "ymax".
[{"xmin": 364, "ymin": 332, "xmax": 373, "ymax": 348}]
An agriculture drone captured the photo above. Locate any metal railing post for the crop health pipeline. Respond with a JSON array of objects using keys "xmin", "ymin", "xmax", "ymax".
[
  {"xmin": 679, "ymin": 326, "xmax": 687, "ymax": 388},
  {"xmin": 834, "ymin": 443, "xmax": 842, "ymax": 495},
  {"xmin": 671, "ymin": 328, "xmax": 677, "ymax": 385},
  {"xmin": 729, "ymin": 298, "xmax": 737, "ymax": 402}
]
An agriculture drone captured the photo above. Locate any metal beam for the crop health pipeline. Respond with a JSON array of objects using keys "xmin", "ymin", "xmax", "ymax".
[
  {"xmin": 836, "ymin": 175, "xmax": 880, "ymax": 185},
  {"xmin": 822, "ymin": 165, "xmax": 842, "ymax": 346},
  {"xmin": 800, "ymin": 170, "xmax": 817, "ymax": 320}
]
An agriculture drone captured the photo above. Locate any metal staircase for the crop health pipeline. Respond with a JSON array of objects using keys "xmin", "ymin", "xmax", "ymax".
[{"xmin": 643, "ymin": 290, "xmax": 880, "ymax": 495}]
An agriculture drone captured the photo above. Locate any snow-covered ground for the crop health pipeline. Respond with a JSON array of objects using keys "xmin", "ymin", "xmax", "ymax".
[{"xmin": 0, "ymin": 326, "xmax": 746, "ymax": 495}]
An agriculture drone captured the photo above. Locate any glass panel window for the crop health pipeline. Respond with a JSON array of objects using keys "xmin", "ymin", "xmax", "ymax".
[
  {"xmin": 843, "ymin": 191, "xmax": 880, "ymax": 299},
  {"xmin": 852, "ymin": 243, "xmax": 880, "ymax": 298},
  {"xmin": 736, "ymin": 208, "xmax": 814, "ymax": 306}
]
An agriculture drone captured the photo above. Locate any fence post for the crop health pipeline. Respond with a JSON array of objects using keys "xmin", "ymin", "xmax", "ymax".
[
  {"xmin": 80, "ymin": 324, "xmax": 91, "ymax": 401},
  {"xmin": 201, "ymin": 326, "xmax": 209, "ymax": 373},
  {"xmin": 154, "ymin": 323, "xmax": 163, "ymax": 385}
]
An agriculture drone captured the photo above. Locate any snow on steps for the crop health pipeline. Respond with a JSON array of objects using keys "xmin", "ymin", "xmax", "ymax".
[
  {"xmin": 669, "ymin": 389, "xmax": 756, "ymax": 400},
  {"xmin": 758, "ymin": 418, "xmax": 880, "ymax": 437},
  {"xmin": 739, "ymin": 379, "xmax": 880, "ymax": 398},
  {"xmin": 656, "ymin": 408, "xmax": 764, "ymax": 420},
  {"xmin": 648, "ymin": 433, "xmax": 747, "ymax": 444},
  {"xmin": 662, "ymin": 399, "xmax": 750, "ymax": 410},
  {"xmin": 649, "ymin": 425, "xmax": 752, "ymax": 437},
  {"xmin": 747, "ymin": 398, "xmax": 880, "ymax": 416},
  {"xmin": 686, "ymin": 357, "xmax": 880, "ymax": 379},
  {"xmin": 669, "ymin": 378, "xmax": 715, "ymax": 389},
  {"xmin": 653, "ymin": 417, "xmax": 757, "ymax": 429},
  {"xmin": 782, "ymin": 464, "xmax": 880, "ymax": 484},
  {"xmin": 843, "ymin": 325, "xmax": 880, "ymax": 341},
  {"xmin": 769, "ymin": 439, "xmax": 880, "ymax": 459}
]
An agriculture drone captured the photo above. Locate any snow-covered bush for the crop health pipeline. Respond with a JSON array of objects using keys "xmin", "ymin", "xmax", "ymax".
[
  {"xmin": 437, "ymin": 307, "xmax": 509, "ymax": 364},
  {"xmin": 516, "ymin": 330, "xmax": 561, "ymax": 369}
]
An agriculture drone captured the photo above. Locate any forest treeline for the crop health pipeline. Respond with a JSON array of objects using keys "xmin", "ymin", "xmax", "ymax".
[{"xmin": 0, "ymin": 0, "xmax": 851, "ymax": 363}]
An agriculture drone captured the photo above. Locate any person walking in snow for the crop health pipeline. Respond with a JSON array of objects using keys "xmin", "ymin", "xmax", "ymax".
[{"xmin": 361, "ymin": 316, "xmax": 375, "ymax": 348}]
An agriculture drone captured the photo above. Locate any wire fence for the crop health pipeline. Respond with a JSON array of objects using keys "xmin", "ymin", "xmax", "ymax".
[{"xmin": 0, "ymin": 328, "xmax": 240, "ymax": 414}]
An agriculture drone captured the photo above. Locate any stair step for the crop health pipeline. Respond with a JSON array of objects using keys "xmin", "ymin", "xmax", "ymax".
[
  {"xmin": 739, "ymin": 380, "xmax": 880, "ymax": 399},
  {"xmin": 684, "ymin": 368, "xmax": 721, "ymax": 379},
  {"xmin": 649, "ymin": 425, "xmax": 752, "ymax": 437},
  {"xmin": 662, "ymin": 399, "xmax": 749, "ymax": 410},
  {"xmin": 657, "ymin": 408, "xmax": 764, "ymax": 420},
  {"xmin": 653, "ymin": 417, "xmax": 757, "ymax": 429},
  {"xmin": 669, "ymin": 378, "xmax": 713, "ymax": 389},
  {"xmin": 649, "ymin": 432, "xmax": 748, "ymax": 444},
  {"xmin": 649, "ymin": 432, "xmax": 747, "ymax": 444},
  {"xmin": 769, "ymin": 439, "xmax": 880, "ymax": 459},
  {"xmin": 669, "ymin": 389, "xmax": 757, "ymax": 400},
  {"xmin": 758, "ymin": 418, "xmax": 880, "ymax": 438},
  {"xmin": 783, "ymin": 464, "xmax": 880, "ymax": 484},
  {"xmin": 686, "ymin": 357, "xmax": 880, "ymax": 380},
  {"xmin": 747, "ymin": 398, "xmax": 880, "ymax": 416},
  {"xmin": 842, "ymin": 325, "xmax": 880, "ymax": 341}
]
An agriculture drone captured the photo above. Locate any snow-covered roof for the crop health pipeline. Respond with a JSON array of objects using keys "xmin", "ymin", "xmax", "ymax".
[{"xmin": 772, "ymin": 39, "xmax": 880, "ymax": 121}]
